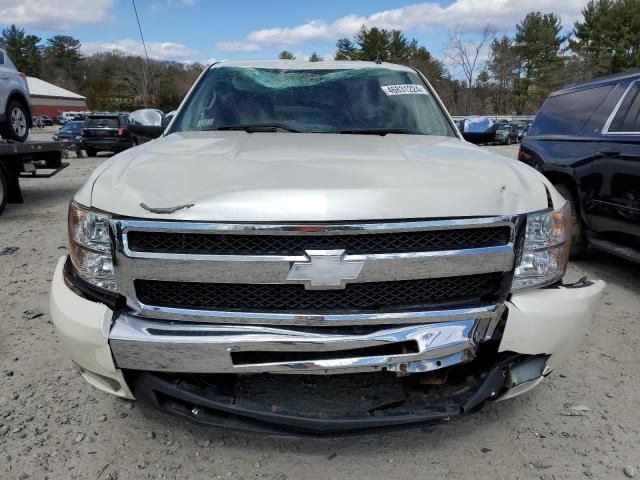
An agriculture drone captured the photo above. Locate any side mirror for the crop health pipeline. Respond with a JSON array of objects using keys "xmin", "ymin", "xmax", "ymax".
[
  {"xmin": 459, "ymin": 117, "xmax": 497, "ymax": 144},
  {"xmin": 128, "ymin": 109, "xmax": 165, "ymax": 141}
]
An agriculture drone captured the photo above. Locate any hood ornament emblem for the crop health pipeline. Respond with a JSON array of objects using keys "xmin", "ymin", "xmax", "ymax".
[{"xmin": 286, "ymin": 249, "xmax": 365, "ymax": 290}]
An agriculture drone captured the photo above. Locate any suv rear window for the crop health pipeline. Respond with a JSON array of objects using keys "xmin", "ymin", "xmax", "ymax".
[
  {"xmin": 84, "ymin": 117, "xmax": 119, "ymax": 128},
  {"xmin": 530, "ymin": 85, "xmax": 613, "ymax": 136},
  {"xmin": 608, "ymin": 82, "xmax": 640, "ymax": 133}
]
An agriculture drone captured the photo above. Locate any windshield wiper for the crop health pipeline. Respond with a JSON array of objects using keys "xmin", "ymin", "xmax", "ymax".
[
  {"xmin": 339, "ymin": 128, "xmax": 418, "ymax": 135},
  {"xmin": 215, "ymin": 123, "xmax": 300, "ymax": 133}
]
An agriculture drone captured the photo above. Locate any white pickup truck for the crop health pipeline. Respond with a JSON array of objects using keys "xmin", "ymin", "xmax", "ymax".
[{"xmin": 50, "ymin": 60, "xmax": 604, "ymax": 434}]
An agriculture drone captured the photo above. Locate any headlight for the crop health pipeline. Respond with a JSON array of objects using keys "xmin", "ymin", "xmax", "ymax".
[
  {"xmin": 68, "ymin": 202, "xmax": 117, "ymax": 291},
  {"xmin": 512, "ymin": 201, "xmax": 572, "ymax": 292}
]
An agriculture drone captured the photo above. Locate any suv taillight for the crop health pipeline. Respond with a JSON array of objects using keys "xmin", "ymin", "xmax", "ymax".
[
  {"xmin": 18, "ymin": 72, "xmax": 26, "ymax": 80},
  {"xmin": 118, "ymin": 127, "xmax": 128, "ymax": 136}
]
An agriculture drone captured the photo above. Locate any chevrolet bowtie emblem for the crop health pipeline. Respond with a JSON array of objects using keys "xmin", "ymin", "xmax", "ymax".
[{"xmin": 286, "ymin": 249, "xmax": 365, "ymax": 290}]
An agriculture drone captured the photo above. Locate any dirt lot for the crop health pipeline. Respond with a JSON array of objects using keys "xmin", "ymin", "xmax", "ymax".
[{"xmin": 1, "ymin": 140, "xmax": 639, "ymax": 479}]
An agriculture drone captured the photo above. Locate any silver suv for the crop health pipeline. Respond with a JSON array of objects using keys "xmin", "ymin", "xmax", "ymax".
[{"xmin": 0, "ymin": 48, "xmax": 32, "ymax": 142}]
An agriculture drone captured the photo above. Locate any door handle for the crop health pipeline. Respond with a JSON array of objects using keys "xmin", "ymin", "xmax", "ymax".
[
  {"xmin": 0, "ymin": 74, "xmax": 9, "ymax": 79},
  {"xmin": 599, "ymin": 147, "xmax": 621, "ymax": 156}
]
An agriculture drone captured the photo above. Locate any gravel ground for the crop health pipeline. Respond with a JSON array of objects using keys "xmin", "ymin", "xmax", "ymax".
[{"xmin": 1, "ymin": 139, "xmax": 639, "ymax": 479}]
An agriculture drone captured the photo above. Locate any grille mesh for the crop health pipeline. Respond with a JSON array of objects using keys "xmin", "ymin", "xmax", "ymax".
[
  {"xmin": 126, "ymin": 226, "xmax": 511, "ymax": 256},
  {"xmin": 135, "ymin": 273, "xmax": 504, "ymax": 313}
]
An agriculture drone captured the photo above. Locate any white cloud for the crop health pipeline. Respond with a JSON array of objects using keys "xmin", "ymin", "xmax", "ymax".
[
  {"xmin": 81, "ymin": 38, "xmax": 196, "ymax": 60},
  {"xmin": 215, "ymin": 41, "xmax": 262, "ymax": 52},
  {"xmin": 0, "ymin": 0, "xmax": 113, "ymax": 29},
  {"xmin": 222, "ymin": 0, "xmax": 587, "ymax": 50},
  {"xmin": 151, "ymin": 0, "xmax": 195, "ymax": 12}
]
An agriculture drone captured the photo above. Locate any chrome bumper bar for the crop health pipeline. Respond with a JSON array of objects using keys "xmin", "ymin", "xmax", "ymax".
[{"xmin": 109, "ymin": 311, "xmax": 502, "ymax": 375}]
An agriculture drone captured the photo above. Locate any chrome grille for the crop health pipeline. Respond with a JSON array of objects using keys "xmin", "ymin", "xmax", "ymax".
[
  {"xmin": 135, "ymin": 273, "xmax": 503, "ymax": 314},
  {"xmin": 112, "ymin": 217, "xmax": 519, "ymax": 325},
  {"xmin": 126, "ymin": 226, "xmax": 511, "ymax": 255}
]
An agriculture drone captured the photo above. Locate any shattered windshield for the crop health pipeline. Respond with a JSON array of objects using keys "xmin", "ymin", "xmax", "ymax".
[{"xmin": 171, "ymin": 66, "xmax": 455, "ymax": 136}]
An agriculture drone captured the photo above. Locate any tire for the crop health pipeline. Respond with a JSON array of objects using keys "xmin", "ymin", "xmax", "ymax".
[
  {"xmin": 505, "ymin": 136, "xmax": 511, "ymax": 145},
  {"xmin": 85, "ymin": 147, "xmax": 98, "ymax": 157},
  {"xmin": 554, "ymin": 183, "xmax": 587, "ymax": 258},
  {"xmin": 0, "ymin": 166, "xmax": 7, "ymax": 215},
  {"xmin": 0, "ymin": 100, "xmax": 30, "ymax": 142}
]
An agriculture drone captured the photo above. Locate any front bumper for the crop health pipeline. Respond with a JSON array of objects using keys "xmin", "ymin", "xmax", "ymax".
[
  {"xmin": 110, "ymin": 315, "xmax": 483, "ymax": 375},
  {"xmin": 50, "ymin": 256, "xmax": 605, "ymax": 429},
  {"xmin": 81, "ymin": 138, "xmax": 131, "ymax": 151}
]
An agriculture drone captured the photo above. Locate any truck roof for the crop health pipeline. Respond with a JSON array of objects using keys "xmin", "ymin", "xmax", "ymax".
[{"xmin": 209, "ymin": 60, "xmax": 416, "ymax": 72}]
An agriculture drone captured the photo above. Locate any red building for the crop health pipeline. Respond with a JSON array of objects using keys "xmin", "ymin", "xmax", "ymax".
[{"xmin": 27, "ymin": 77, "xmax": 87, "ymax": 119}]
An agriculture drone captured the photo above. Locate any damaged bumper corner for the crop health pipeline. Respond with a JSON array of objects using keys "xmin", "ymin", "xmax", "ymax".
[{"xmin": 499, "ymin": 279, "xmax": 606, "ymax": 371}]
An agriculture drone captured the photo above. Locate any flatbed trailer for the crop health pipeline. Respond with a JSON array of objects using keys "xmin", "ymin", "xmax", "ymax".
[{"xmin": 0, "ymin": 140, "xmax": 67, "ymax": 215}]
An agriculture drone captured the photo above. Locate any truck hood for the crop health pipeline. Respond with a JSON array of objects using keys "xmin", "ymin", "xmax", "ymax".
[{"xmin": 84, "ymin": 131, "xmax": 557, "ymax": 221}]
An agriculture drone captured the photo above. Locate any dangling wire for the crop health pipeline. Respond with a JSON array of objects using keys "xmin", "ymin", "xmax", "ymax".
[{"xmin": 131, "ymin": 0, "xmax": 150, "ymax": 65}]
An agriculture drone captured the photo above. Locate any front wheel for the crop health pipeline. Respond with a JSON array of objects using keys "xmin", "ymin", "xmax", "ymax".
[
  {"xmin": 85, "ymin": 147, "xmax": 98, "ymax": 157},
  {"xmin": 0, "ymin": 101, "xmax": 30, "ymax": 142},
  {"xmin": 554, "ymin": 183, "xmax": 587, "ymax": 258}
]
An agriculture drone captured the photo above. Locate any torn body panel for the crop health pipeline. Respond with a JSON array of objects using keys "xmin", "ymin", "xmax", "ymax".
[{"xmin": 499, "ymin": 280, "xmax": 605, "ymax": 369}]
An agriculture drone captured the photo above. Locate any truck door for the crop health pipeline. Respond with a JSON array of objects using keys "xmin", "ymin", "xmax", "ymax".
[{"xmin": 591, "ymin": 80, "xmax": 640, "ymax": 238}]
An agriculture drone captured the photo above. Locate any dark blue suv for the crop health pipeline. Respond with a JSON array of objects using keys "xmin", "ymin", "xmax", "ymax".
[{"xmin": 519, "ymin": 71, "xmax": 640, "ymax": 262}]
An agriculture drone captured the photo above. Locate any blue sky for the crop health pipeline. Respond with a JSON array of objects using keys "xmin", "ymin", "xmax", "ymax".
[{"xmin": 1, "ymin": 0, "xmax": 588, "ymax": 64}]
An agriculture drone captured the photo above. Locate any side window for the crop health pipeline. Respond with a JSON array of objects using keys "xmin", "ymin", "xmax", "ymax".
[
  {"xmin": 530, "ymin": 85, "xmax": 613, "ymax": 136},
  {"xmin": 608, "ymin": 82, "xmax": 640, "ymax": 133},
  {"xmin": 0, "ymin": 51, "xmax": 4, "ymax": 65}
]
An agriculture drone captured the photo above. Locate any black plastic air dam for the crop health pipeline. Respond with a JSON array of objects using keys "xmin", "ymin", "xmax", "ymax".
[{"xmin": 131, "ymin": 365, "xmax": 510, "ymax": 436}]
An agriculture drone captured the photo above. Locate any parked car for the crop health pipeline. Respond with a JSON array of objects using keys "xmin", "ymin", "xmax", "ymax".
[
  {"xmin": 58, "ymin": 111, "xmax": 83, "ymax": 125},
  {"xmin": 519, "ymin": 71, "xmax": 640, "ymax": 262},
  {"xmin": 53, "ymin": 120, "xmax": 84, "ymax": 153},
  {"xmin": 514, "ymin": 123, "xmax": 528, "ymax": 141},
  {"xmin": 50, "ymin": 60, "xmax": 604, "ymax": 434},
  {"xmin": 81, "ymin": 113, "xmax": 132, "ymax": 156},
  {"xmin": 35, "ymin": 115, "xmax": 54, "ymax": 127},
  {"xmin": 0, "ymin": 48, "xmax": 32, "ymax": 142},
  {"xmin": 494, "ymin": 123, "xmax": 519, "ymax": 145}
]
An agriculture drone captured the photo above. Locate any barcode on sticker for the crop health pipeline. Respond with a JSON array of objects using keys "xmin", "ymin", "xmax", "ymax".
[{"xmin": 381, "ymin": 84, "xmax": 429, "ymax": 96}]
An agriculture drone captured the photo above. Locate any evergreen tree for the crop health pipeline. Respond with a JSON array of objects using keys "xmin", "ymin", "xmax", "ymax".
[
  {"xmin": 488, "ymin": 36, "xmax": 519, "ymax": 114},
  {"xmin": 355, "ymin": 26, "xmax": 391, "ymax": 61},
  {"xmin": 513, "ymin": 12, "xmax": 566, "ymax": 112},
  {"xmin": 572, "ymin": 0, "xmax": 640, "ymax": 75},
  {"xmin": 23, "ymin": 35, "xmax": 43, "ymax": 77},
  {"xmin": 0, "ymin": 25, "xmax": 27, "ymax": 71},
  {"xmin": 335, "ymin": 38, "xmax": 358, "ymax": 60},
  {"xmin": 278, "ymin": 50, "xmax": 295, "ymax": 60}
]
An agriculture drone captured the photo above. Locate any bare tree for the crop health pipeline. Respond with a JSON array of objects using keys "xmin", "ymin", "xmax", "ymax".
[
  {"xmin": 118, "ymin": 56, "xmax": 162, "ymax": 106},
  {"xmin": 445, "ymin": 25, "xmax": 496, "ymax": 115}
]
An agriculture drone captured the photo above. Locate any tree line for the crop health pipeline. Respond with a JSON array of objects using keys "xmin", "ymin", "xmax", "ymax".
[
  {"xmin": 321, "ymin": 0, "xmax": 640, "ymax": 115},
  {"xmin": 0, "ymin": 25, "xmax": 202, "ymax": 112},
  {"xmin": 2, "ymin": 0, "xmax": 639, "ymax": 115}
]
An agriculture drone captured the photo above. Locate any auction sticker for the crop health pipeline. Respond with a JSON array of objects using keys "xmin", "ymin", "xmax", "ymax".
[{"xmin": 381, "ymin": 84, "xmax": 429, "ymax": 96}]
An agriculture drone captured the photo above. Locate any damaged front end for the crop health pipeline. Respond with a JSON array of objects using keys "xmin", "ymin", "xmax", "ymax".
[
  {"xmin": 115, "ymin": 309, "xmax": 551, "ymax": 435},
  {"xmin": 51, "ymin": 209, "xmax": 605, "ymax": 434},
  {"xmin": 128, "ymin": 350, "xmax": 549, "ymax": 435}
]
